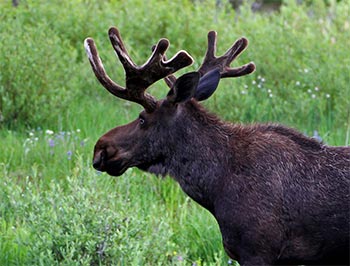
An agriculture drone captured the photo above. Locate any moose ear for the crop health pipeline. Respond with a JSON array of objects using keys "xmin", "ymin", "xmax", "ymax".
[
  {"xmin": 194, "ymin": 68, "xmax": 221, "ymax": 101},
  {"xmin": 167, "ymin": 72, "xmax": 200, "ymax": 104}
]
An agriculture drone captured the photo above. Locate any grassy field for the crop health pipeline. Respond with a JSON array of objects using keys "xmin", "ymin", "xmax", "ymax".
[{"xmin": 0, "ymin": 0, "xmax": 349, "ymax": 265}]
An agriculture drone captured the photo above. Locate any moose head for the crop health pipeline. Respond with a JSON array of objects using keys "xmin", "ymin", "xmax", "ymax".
[{"xmin": 84, "ymin": 27, "xmax": 255, "ymax": 178}]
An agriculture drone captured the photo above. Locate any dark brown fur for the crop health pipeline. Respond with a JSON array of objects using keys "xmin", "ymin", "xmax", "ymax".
[
  {"xmin": 93, "ymin": 99, "xmax": 350, "ymax": 266},
  {"xmin": 87, "ymin": 28, "xmax": 349, "ymax": 266}
]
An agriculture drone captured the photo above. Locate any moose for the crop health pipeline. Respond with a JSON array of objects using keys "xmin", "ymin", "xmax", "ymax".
[{"xmin": 84, "ymin": 27, "xmax": 350, "ymax": 266}]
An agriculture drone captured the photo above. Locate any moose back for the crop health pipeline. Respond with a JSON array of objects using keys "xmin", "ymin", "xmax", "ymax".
[{"xmin": 84, "ymin": 28, "xmax": 350, "ymax": 266}]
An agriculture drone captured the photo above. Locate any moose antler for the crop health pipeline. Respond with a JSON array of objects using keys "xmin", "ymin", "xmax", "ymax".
[
  {"xmin": 84, "ymin": 27, "xmax": 194, "ymax": 112},
  {"xmin": 163, "ymin": 31, "xmax": 255, "ymax": 88}
]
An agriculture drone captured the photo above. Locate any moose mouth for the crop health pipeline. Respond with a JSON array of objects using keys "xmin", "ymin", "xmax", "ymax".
[
  {"xmin": 103, "ymin": 159, "xmax": 130, "ymax": 177},
  {"xmin": 95, "ymin": 155, "xmax": 168, "ymax": 177}
]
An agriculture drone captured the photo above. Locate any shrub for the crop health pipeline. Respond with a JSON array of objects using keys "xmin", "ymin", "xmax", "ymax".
[
  {"xmin": 0, "ymin": 8, "xmax": 75, "ymax": 127},
  {"xmin": 1, "ymin": 0, "xmax": 348, "ymax": 135}
]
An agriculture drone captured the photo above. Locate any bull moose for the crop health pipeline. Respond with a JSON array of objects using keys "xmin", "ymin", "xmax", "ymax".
[{"xmin": 84, "ymin": 27, "xmax": 350, "ymax": 266}]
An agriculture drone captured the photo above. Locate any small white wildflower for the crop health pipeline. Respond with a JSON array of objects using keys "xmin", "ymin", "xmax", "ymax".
[
  {"xmin": 29, "ymin": 132, "xmax": 34, "ymax": 137},
  {"xmin": 241, "ymin": 90, "xmax": 247, "ymax": 95},
  {"xmin": 326, "ymin": 94, "xmax": 330, "ymax": 98},
  {"xmin": 296, "ymin": 81, "xmax": 300, "ymax": 86},
  {"xmin": 307, "ymin": 89, "xmax": 312, "ymax": 93},
  {"xmin": 252, "ymin": 80, "xmax": 256, "ymax": 85},
  {"xmin": 261, "ymin": 77, "xmax": 265, "ymax": 82},
  {"xmin": 244, "ymin": 84, "xmax": 248, "ymax": 89},
  {"xmin": 312, "ymin": 94, "xmax": 316, "ymax": 99},
  {"xmin": 45, "ymin": 129, "xmax": 54, "ymax": 135},
  {"xmin": 267, "ymin": 89, "xmax": 272, "ymax": 93},
  {"xmin": 258, "ymin": 75, "xmax": 262, "ymax": 79},
  {"xmin": 269, "ymin": 93, "xmax": 273, "ymax": 98},
  {"xmin": 314, "ymin": 87, "xmax": 319, "ymax": 91},
  {"xmin": 257, "ymin": 84, "xmax": 262, "ymax": 88},
  {"xmin": 76, "ymin": 129, "xmax": 81, "ymax": 133},
  {"xmin": 304, "ymin": 68, "xmax": 309, "ymax": 73},
  {"xmin": 34, "ymin": 137, "xmax": 39, "ymax": 142}
]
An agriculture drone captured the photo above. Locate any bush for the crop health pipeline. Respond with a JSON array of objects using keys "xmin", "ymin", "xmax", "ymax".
[
  {"xmin": 1, "ymin": 0, "xmax": 348, "ymax": 137},
  {"xmin": 0, "ymin": 8, "xmax": 75, "ymax": 127}
]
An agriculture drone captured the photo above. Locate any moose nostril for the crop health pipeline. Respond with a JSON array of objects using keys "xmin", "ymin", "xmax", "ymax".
[
  {"xmin": 93, "ymin": 150, "xmax": 105, "ymax": 170},
  {"xmin": 92, "ymin": 158, "xmax": 101, "ymax": 169}
]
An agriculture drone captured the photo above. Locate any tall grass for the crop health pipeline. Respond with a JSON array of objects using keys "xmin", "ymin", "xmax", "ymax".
[{"xmin": 0, "ymin": 0, "xmax": 349, "ymax": 265}]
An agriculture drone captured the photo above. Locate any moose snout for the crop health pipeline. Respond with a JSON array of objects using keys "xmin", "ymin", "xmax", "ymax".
[{"xmin": 92, "ymin": 149, "xmax": 106, "ymax": 170}]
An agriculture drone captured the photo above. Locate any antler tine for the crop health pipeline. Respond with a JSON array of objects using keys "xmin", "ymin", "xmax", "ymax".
[
  {"xmin": 150, "ymin": 44, "xmax": 194, "ymax": 89},
  {"xmin": 151, "ymin": 44, "xmax": 175, "ymax": 88},
  {"xmin": 84, "ymin": 37, "xmax": 128, "ymax": 100},
  {"xmin": 163, "ymin": 75, "xmax": 177, "ymax": 88},
  {"xmin": 198, "ymin": 31, "xmax": 256, "ymax": 78},
  {"xmin": 108, "ymin": 27, "xmax": 138, "ymax": 73}
]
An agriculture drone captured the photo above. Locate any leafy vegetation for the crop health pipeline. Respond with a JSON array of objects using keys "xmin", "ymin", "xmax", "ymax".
[{"xmin": 0, "ymin": 0, "xmax": 349, "ymax": 265}]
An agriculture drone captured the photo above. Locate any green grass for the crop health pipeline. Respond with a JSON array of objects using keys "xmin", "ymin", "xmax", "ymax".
[
  {"xmin": 0, "ymin": 0, "xmax": 349, "ymax": 265},
  {"xmin": 0, "ymin": 133, "xmax": 228, "ymax": 265}
]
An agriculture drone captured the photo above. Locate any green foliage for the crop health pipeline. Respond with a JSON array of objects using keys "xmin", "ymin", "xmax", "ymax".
[
  {"xmin": 0, "ymin": 0, "xmax": 349, "ymax": 265},
  {"xmin": 0, "ymin": 146, "xmax": 228, "ymax": 265},
  {"xmin": 0, "ymin": 0, "xmax": 349, "ymax": 139},
  {"xmin": 0, "ymin": 8, "xmax": 76, "ymax": 127},
  {"xmin": 207, "ymin": 0, "xmax": 350, "ymax": 144}
]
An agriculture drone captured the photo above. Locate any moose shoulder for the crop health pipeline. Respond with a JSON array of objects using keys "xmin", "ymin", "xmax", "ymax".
[{"xmin": 85, "ymin": 28, "xmax": 350, "ymax": 266}]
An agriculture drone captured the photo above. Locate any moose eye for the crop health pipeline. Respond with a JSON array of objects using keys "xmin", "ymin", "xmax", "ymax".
[{"xmin": 139, "ymin": 115, "xmax": 145, "ymax": 126}]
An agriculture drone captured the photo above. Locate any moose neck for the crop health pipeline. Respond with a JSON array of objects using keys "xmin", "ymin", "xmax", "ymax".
[{"xmin": 154, "ymin": 100, "xmax": 233, "ymax": 211}]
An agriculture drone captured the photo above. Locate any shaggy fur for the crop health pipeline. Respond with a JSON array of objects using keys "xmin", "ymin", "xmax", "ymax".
[
  {"xmin": 93, "ymin": 99, "xmax": 349, "ymax": 266},
  {"xmin": 87, "ymin": 27, "xmax": 349, "ymax": 266}
]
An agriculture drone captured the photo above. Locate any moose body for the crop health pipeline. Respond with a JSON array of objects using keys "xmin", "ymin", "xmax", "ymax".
[{"xmin": 85, "ymin": 28, "xmax": 350, "ymax": 265}]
